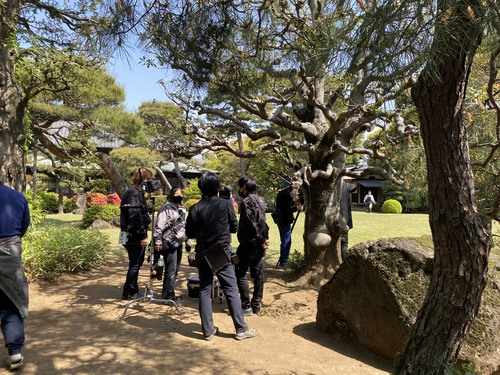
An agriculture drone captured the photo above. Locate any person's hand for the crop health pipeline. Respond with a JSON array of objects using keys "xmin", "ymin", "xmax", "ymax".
[{"xmin": 261, "ymin": 239, "xmax": 269, "ymax": 250}]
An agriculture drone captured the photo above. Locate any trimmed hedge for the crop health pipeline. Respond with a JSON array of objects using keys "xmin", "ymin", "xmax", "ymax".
[
  {"xmin": 381, "ymin": 199, "xmax": 403, "ymax": 214},
  {"xmin": 82, "ymin": 204, "xmax": 121, "ymax": 228}
]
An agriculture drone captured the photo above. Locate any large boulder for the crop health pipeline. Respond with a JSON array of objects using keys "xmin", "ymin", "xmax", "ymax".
[
  {"xmin": 91, "ymin": 219, "xmax": 113, "ymax": 230},
  {"xmin": 109, "ymin": 215, "xmax": 121, "ymax": 227},
  {"xmin": 316, "ymin": 237, "xmax": 500, "ymax": 374}
]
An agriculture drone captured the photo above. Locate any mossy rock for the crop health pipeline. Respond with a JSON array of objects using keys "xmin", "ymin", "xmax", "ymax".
[{"xmin": 317, "ymin": 237, "xmax": 500, "ymax": 374}]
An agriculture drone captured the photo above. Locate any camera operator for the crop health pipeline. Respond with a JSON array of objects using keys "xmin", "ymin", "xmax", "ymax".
[
  {"xmin": 120, "ymin": 168, "xmax": 152, "ymax": 300},
  {"xmin": 153, "ymin": 187, "xmax": 189, "ymax": 302}
]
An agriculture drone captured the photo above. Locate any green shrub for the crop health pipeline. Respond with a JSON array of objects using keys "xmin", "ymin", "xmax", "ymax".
[
  {"xmin": 152, "ymin": 195, "xmax": 168, "ymax": 211},
  {"xmin": 26, "ymin": 192, "xmax": 46, "ymax": 228},
  {"xmin": 82, "ymin": 204, "xmax": 121, "ymax": 228},
  {"xmin": 37, "ymin": 191, "xmax": 59, "ymax": 213},
  {"xmin": 183, "ymin": 180, "xmax": 201, "ymax": 200},
  {"xmin": 184, "ymin": 198, "xmax": 199, "ymax": 211},
  {"xmin": 23, "ymin": 225, "xmax": 110, "ymax": 280},
  {"xmin": 444, "ymin": 363, "xmax": 480, "ymax": 375},
  {"xmin": 287, "ymin": 249, "xmax": 306, "ymax": 274},
  {"xmin": 381, "ymin": 199, "xmax": 403, "ymax": 214},
  {"xmin": 63, "ymin": 197, "xmax": 76, "ymax": 213}
]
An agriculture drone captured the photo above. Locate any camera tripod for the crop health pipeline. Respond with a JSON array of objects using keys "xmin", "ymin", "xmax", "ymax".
[{"xmin": 119, "ymin": 196, "xmax": 180, "ymax": 322}]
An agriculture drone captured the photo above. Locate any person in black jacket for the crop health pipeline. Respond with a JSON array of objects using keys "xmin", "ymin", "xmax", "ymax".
[
  {"xmin": 185, "ymin": 172, "xmax": 257, "ymax": 341},
  {"xmin": 235, "ymin": 176, "xmax": 269, "ymax": 316},
  {"xmin": 120, "ymin": 168, "xmax": 152, "ymax": 300},
  {"xmin": 340, "ymin": 179, "xmax": 357, "ymax": 261},
  {"xmin": 275, "ymin": 179, "xmax": 302, "ymax": 267}
]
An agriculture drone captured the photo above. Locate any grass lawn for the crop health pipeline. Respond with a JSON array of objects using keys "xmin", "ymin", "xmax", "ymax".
[
  {"xmin": 43, "ymin": 209, "xmax": 499, "ymax": 263},
  {"xmin": 265, "ymin": 209, "xmax": 432, "ymax": 260}
]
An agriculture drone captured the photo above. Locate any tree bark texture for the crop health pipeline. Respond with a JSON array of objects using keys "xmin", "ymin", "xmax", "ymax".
[
  {"xmin": 300, "ymin": 163, "xmax": 345, "ymax": 283},
  {"xmin": 95, "ymin": 152, "xmax": 128, "ymax": 197},
  {"xmin": 0, "ymin": 0, "xmax": 25, "ymax": 191},
  {"xmin": 396, "ymin": 1, "xmax": 490, "ymax": 373}
]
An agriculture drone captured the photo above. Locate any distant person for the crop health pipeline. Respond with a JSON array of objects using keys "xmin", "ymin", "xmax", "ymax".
[
  {"xmin": 274, "ymin": 178, "xmax": 303, "ymax": 267},
  {"xmin": 363, "ymin": 190, "xmax": 376, "ymax": 213},
  {"xmin": 120, "ymin": 168, "xmax": 152, "ymax": 300},
  {"xmin": 340, "ymin": 179, "xmax": 357, "ymax": 260},
  {"xmin": 235, "ymin": 176, "xmax": 269, "ymax": 316},
  {"xmin": 222, "ymin": 185, "xmax": 238, "ymax": 212},
  {"xmin": 153, "ymin": 187, "xmax": 188, "ymax": 302},
  {"xmin": 185, "ymin": 172, "xmax": 257, "ymax": 341},
  {"xmin": 0, "ymin": 181, "xmax": 30, "ymax": 371}
]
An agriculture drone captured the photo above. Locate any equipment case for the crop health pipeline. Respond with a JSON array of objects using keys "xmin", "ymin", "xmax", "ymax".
[{"xmin": 187, "ymin": 274, "xmax": 222, "ymax": 303}]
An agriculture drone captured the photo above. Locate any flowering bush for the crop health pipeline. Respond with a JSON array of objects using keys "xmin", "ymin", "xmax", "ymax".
[
  {"xmin": 86, "ymin": 192, "xmax": 108, "ymax": 207},
  {"xmin": 106, "ymin": 193, "xmax": 121, "ymax": 205}
]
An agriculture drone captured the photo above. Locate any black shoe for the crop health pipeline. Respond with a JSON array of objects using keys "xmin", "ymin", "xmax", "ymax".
[
  {"xmin": 252, "ymin": 307, "xmax": 261, "ymax": 315},
  {"xmin": 129, "ymin": 292, "xmax": 144, "ymax": 300},
  {"xmin": 243, "ymin": 307, "xmax": 253, "ymax": 316},
  {"xmin": 162, "ymin": 295, "xmax": 182, "ymax": 303}
]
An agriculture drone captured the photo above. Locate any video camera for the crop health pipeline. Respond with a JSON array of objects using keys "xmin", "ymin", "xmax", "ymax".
[
  {"xmin": 140, "ymin": 180, "xmax": 162, "ymax": 193},
  {"xmin": 218, "ymin": 189, "xmax": 231, "ymax": 200}
]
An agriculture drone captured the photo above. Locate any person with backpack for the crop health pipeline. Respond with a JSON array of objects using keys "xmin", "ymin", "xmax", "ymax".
[
  {"xmin": 235, "ymin": 176, "xmax": 269, "ymax": 316},
  {"xmin": 119, "ymin": 168, "xmax": 152, "ymax": 300},
  {"xmin": 153, "ymin": 187, "xmax": 189, "ymax": 302}
]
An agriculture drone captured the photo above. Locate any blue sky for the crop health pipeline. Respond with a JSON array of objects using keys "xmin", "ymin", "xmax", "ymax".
[{"xmin": 107, "ymin": 52, "xmax": 173, "ymax": 112}]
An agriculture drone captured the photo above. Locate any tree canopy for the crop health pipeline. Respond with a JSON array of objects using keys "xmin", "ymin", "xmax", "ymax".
[{"xmin": 115, "ymin": 0, "xmax": 431, "ymax": 278}]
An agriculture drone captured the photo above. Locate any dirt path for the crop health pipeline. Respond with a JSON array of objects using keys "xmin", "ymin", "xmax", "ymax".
[{"xmin": 3, "ymin": 256, "xmax": 392, "ymax": 374}]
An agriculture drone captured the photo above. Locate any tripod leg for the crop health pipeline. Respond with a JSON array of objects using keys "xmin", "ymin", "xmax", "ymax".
[{"xmin": 119, "ymin": 295, "xmax": 148, "ymax": 322}]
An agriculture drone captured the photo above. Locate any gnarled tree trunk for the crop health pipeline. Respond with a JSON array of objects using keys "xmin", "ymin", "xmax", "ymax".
[
  {"xmin": 395, "ymin": 1, "xmax": 489, "ymax": 372},
  {"xmin": 298, "ymin": 156, "xmax": 347, "ymax": 286},
  {"xmin": 0, "ymin": 0, "xmax": 25, "ymax": 191},
  {"xmin": 96, "ymin": 152, "xmax": 128, "ymax": 197}
]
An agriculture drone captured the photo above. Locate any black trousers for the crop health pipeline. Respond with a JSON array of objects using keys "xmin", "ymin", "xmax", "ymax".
[{"xmin": 235, "ymin": 242, "xmax": 265, "ymax": 311}]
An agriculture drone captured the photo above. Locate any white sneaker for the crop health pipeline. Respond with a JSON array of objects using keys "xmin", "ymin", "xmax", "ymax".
[
  {"xmin": 235, "ymin": 328, "xmax": 257, "ymax": 340},
  {"xmin": 204, "ymin": 326, "xmax": 218, "ymax": 341},
  {"xmin": 6, "ymin": 353, "xmax": 24, "ymax": 371}
]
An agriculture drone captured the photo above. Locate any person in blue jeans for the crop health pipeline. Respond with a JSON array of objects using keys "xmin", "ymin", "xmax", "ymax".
[
  {"xmin": 275, "ymin": 179, "xmax": 302, "ymax": 267},
  {"xmin": 0, "ymin": 181, "xmax": 30, "ymax": 371}
]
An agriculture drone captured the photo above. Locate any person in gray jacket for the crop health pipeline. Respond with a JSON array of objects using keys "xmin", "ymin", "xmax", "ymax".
[
  {"xmin": 153, "ymin": 187, "xmax": 189, "ymax": 301},
  {"xmin": 0, "ymin": 181, "xmax": 30, "ymax": 371}
]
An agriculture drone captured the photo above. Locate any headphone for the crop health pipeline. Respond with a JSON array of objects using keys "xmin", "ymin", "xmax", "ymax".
[{"xmin": 138, "ymin": 168, "xmax": 143, "ymax": 182}]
